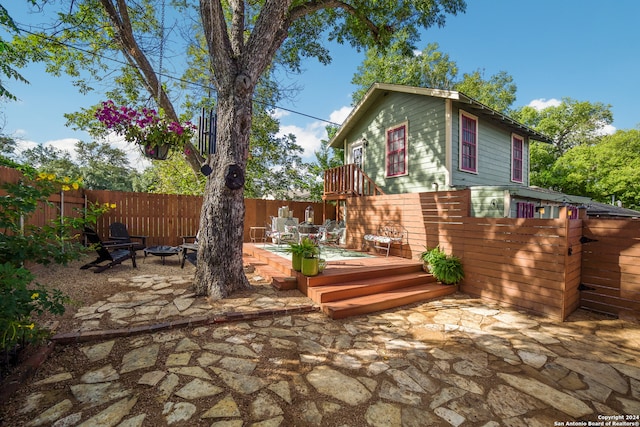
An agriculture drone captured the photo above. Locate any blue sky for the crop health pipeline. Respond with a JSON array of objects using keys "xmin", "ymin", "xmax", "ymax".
[{"xmin": 2, "ymin": 1, "xmax": 639, "ymax": 166}]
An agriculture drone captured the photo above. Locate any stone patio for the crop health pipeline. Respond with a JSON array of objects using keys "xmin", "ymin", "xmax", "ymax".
[{"xmin": 2, "ymin": 272, "xmax": 640, "ymax": 426}]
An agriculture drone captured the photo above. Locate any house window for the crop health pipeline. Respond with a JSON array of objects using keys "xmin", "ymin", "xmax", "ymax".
[
  {"xmin": 516, "ymin": 202, "xmax": 535, "ymax": 218},
  {"xmin": 460, "ymin": 112, "xmax": 477, "ymax": 173},
  {"xmin": 512, "ymin": 134, "xmax": 524, "ymax": 183},
  {"xmin": 386, "ymin": 124, "xmax": 407, "ymax": 177}
]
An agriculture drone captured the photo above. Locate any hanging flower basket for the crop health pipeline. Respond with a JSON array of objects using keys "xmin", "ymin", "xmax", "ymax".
[
  {"xmin": 143, "ymin": 144, "xmax": 170, "ymax": 160},
  {"xmin": 95, "ymin": 100, "xmax": 195, "ymax": 161}
]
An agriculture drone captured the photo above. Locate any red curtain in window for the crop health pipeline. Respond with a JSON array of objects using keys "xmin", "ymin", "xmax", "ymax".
[
  {"xmin": 512, "ymin": 136, "xmax": 523, "ymax": 182},
  {"xmin": 387, "ymin": 126, "xmax": 406, "ymax": 176},
  {"xmin": 461, "ymin": 115, "xmax": 477, "ymax": 172},
  {"xmin": 516, "ymin": 202, "xmax": 534, "ymax": 218}
]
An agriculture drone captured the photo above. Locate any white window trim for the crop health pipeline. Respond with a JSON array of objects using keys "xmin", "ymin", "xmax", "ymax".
[
  {"xmin": 385, "ymin": 121, "xmax": 409, "ymax": 178},
  {"xmin": 511, "ymin": 133, "xmax": 524, "ymax": 183},
  {"xmin": 459, "ymin": 110, "xmax": 478, "ymax": 174}
]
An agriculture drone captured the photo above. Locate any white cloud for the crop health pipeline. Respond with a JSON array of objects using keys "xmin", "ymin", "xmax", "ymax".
[
  {"xmin": 271, "ymin": 108, "xmax": 292, "ymax": 120},
  {"xmin": 14, "ymin": 138, "xmax": 37, "ymax": 154},
  {"xmin": 528, "ymin": 98, "xmax": 561, "ymax": 110},
  {"xmin": 279, "ymin": 121, "xmax": 326, "ymax": 160},
  {"xmin": 102, "ymin": 133, "xmax": 151, "ymax": 171},
  {"xmin": 12, "ymin": 128, "xmax": 28, "ymax": 138},
  {"xmin": 595, "ymin": 123, "xmax": 616, "ymax": 136},
  {"xmin": 45, "ymin": 138, "xmax": 82, "ymax": 162},
  {"xmin": 329, "ymin": 106, "xmax": 352, "ymax": 125},
  {"xmin": 277, "ymin": 105, "xmax": 353, "ymax": 160}
]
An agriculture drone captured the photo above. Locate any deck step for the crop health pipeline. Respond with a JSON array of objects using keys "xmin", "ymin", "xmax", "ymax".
[
  {"xmin": 322, "ymin": 283, "xmax": 457, "ymax": 320},
  {"xmin": 243, "ymin": 254, "xmax": 295, "ymax": 289},
  {"xmin": 308, "ymin": 272, "xmax": 437, "ymax": 303},
  {"xmin": 244, "ymin": 244, "xmax": 458, "ymax": 320}
]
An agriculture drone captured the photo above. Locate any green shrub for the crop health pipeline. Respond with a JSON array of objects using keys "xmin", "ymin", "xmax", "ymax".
[
  {"xmin": 420, "ymin": 246, "xmax": 464, "ymax": 285},
  {"xmin": 0, "ymin": 163, "xmax": 110, "ymax": 354}
]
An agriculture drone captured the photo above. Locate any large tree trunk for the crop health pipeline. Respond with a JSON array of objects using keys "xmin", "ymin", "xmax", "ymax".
[
  {"xmin": 193, "ymin": 81, "xmax": 254, "ymax": 298},
  {"xmin": 194, "ymin": 0, "xmax": 291, "ymax": 298}
]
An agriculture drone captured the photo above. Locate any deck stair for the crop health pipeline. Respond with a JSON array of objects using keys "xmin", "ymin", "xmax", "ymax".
[
  {"xmin": 244, "ymin": 244, "xmax": 457, "ymax": 319},
  {"xmin": 304, "ymin": 265, "xmax": 456, "ymax": 319}
]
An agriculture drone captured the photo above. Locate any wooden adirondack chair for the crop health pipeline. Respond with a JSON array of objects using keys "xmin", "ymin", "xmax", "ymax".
[
  {"xmin": 80, "ymin": 227, "xmax": 137, "ymax": 273},
  {"xmin": 109, "ymin": 222, "xmax": 147, "ymax": 252}
]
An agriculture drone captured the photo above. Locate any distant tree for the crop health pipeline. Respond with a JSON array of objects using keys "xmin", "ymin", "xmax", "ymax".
[
  {"xmin": 511, "ymin": 98, "xmax": 615, "ymax": 189},
  {"xmin": 75, "ymin": 141, "xmax": 138, "ymax": 190},
  {"xmin": 137, "ymin": 155, "xmax": 205, "ymax": 195},
  {"xmin": 512, "ymin": 98, "xmax": 614, "ymax": 156},
  {"xmin": 20, "ymin": 141, "xmax": 138, "ymax": 191},
  {"xmin": 0, "ymin": 134, "xmax": 17, "ymax": 158},
  {"xmin": 308, "ymin": 125, "xmax": 343, "ymax": 201},
  {"xmin": 20, "ymin": 144, "xmax": 82, "ymax": 178},
  {"xmin": 552, "ymin": 129, "xmax": 640, "ymax": 209},
  {"xmin": 351, "ymin": 37, "xmax": 459, "ymax": 102},
  {"xmin": 455, "ymin": 70, "xmax": 516, "ymax": 114},
  {"xmin": 351, "ymin": 37, "xmax": 516, "ymax": 114}
]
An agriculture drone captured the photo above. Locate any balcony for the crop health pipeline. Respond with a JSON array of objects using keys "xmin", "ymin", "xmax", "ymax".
[{"xmin": 323, "ymin": 164, "xmax": 385, "ymax": 201}]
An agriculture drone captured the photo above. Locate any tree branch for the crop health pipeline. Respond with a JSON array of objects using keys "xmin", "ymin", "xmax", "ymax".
[
  {"xmin": 100, "ymin": 0, "xmax": 176, "ymax": 120},
  {"xmin": 229, "ymin": 0, "xmax": 244, "ymax": 56},
  {"xmin": 200, "ymin": 0, "xmax": 236, "ymax": 94},
  {"xmin": 100, "ymin": 0, "xmax": 203, "ymax": 171},
  {"xmin": 287, "ymin": 0, "xmax": 381, "ymax": 40}
]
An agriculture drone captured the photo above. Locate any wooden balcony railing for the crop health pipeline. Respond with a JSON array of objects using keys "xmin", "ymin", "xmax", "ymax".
[{"xmin": 323, "ymin": 164, "xmax": 385, "ymax": 201}]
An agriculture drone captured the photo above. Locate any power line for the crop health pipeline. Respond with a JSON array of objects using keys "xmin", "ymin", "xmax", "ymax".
[{"xmin": 16, "ymin": 26, "xmax": 343, "ymax": 127}]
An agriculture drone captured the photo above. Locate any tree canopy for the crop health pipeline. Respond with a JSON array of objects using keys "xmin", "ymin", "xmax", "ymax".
[{"xmin": 351, "ymin": 37, "xmax": 516, "ymax": 113}]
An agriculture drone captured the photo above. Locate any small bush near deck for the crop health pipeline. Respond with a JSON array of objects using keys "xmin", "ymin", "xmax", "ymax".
[{"xmin": 421, "ymin": 246, "xmax": 464, "ymax": 285}]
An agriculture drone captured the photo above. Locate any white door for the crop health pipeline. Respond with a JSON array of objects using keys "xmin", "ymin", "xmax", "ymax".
[
  {"xmin": 352, "ymin": 144, "xmax": 363, "ymax": 169},
  {"xmin": 352, "ymin": 143, "xmax": 364, "ymax": 195}
]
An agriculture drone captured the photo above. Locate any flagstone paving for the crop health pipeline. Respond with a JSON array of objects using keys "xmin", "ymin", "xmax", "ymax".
[{"xmin": 2, "ymin": 272, "xmax": 640, "ymax": 426}]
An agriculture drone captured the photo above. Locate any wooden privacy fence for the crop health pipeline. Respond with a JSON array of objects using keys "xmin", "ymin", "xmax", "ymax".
[
  {"xmin": 0, "ymin": 167, "xmax": 86, "ymax": 231},
  {"xmin": 348, "ymin": 191, "xmax": 584, "ymax": 320},
  {"xmin": 0, "ymin": 166, "xmax": 333, "ymax": 246},
  {"xmin": 581, "ymin": 219, "xmax": 640, "ymax": 321},
  {"xmin": 459, "ymin": 218, "xmax": 582, "ymax": 320},
  {"xmin": 86, "ymin": 190, "xmax": 333, "ymax": 246}
]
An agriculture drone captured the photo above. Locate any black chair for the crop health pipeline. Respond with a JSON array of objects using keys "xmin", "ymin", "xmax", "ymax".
[
  {"xmin": 109, "ymin": 222, "xmax": 147, "ymax": 252},
  {"xmin": 180, "ymin": 234, "xmax": 198, "ymax": 268},
  {"xmin": 81, "ymin": 227, "xmax": 137, "ymax": 273}
]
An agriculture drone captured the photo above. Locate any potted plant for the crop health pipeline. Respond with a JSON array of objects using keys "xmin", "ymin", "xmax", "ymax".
[
  {"xmin": 299, "ymin": 237, "xmax": 320, "ymax": 276},
  {"xmin": 285, "ymin": 241, "xmax": 305, "ymax": 272},
  {"xmin": 94, "ymin": 100, "xmax": 195, "ymax": 160},
  {"xmin": 420, "ymin": 246, "xmax": 464, "ymax": 285}
]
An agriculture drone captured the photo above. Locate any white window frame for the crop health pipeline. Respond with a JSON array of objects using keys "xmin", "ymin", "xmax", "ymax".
[{"xmin": 459, "ymin": 110, "xmax": 478, "ymax": 174}]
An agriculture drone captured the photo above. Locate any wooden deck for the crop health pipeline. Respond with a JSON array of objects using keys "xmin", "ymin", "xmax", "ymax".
[{"xmin": 243, "ymin": 243, "xmax": 458, "ymax": 319}]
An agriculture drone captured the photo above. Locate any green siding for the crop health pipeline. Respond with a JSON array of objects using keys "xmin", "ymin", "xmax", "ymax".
[
  {"xmin": 469, "ymin": 187, "xmax": 507, "ymax": 217},
  {"xmin": 451, "ymin": 104, "xmax": 529, "ymax": 188},
  {"xmin": 344, "ymin": 93, "xmax": 531, "ymax": 194},
  {"xmin": 345, "ymin": 92, "xmax": 449, "ymax": 194}
]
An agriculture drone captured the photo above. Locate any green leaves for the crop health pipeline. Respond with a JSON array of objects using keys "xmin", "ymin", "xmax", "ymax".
[{"xmin": 420, "ymin": 246, "xmax": 464, "ymax": 285}]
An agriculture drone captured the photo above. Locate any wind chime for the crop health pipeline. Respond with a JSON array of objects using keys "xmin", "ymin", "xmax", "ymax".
[{"xmin": 197, "ymin": 108, "xmax": 216, "ymax": 176}]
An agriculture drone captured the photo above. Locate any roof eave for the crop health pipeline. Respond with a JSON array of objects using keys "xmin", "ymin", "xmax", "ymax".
[{"xmin": 328, "ymin": 83, "xmax": 554, "ymax": 147}]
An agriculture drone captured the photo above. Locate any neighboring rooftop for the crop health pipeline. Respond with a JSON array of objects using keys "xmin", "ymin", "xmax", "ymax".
[{"xmin": 586, "ymin": 201, "xmax": 640, "ymax": 218}]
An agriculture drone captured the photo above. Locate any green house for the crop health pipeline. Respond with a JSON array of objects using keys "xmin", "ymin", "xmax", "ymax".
[{"xmin": 326, "ymin": 83, "xmax": 590, "ymax": 218}]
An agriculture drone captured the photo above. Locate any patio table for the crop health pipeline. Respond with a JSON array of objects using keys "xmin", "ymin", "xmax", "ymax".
[{"xmin": 297, "ymin": 223, "xmax": 321, "ymax": 243}]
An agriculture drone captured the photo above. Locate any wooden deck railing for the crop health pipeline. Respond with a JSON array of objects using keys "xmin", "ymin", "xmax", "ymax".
[{"xmin": 323, "ymin": 164, "xmax": 385, "ymax": 201}]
